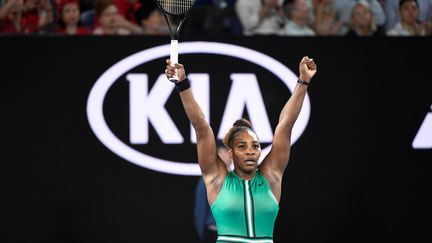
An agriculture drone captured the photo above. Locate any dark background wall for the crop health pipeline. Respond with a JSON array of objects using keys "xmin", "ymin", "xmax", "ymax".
[{"xmin": 1, "ymin": 36, "xmax": 431, "ymax": 243}]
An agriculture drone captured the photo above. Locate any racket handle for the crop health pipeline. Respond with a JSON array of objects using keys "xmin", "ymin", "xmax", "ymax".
[
  {"xmin": 169, "ymin": 40, "xmax": 179, "ymax": 82},
  {"xmin": 170, "ymin": 40, "xmax": 178, "ymax": 64}
]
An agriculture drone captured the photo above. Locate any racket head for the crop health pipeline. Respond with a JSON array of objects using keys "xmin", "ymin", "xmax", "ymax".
[{"xmin": 155, "ymin": 0, "xmax": 198, "ymax": 16}]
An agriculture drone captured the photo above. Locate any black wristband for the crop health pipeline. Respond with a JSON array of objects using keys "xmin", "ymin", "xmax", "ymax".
[
  {"xmin": 175, "ymin": 78, "xmax": 191, "ymax": 92},
  {"xmin": 297, "ymin": 78, "xmax": 310, "ymax": 86}
]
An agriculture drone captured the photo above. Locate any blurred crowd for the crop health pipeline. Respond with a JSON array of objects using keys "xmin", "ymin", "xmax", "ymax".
[{"xmin": 0, "ymin": 0, "xmax": 431, "ymax": 36}]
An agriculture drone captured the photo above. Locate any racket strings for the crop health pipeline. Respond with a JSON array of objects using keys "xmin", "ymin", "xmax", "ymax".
[{"xmin": 157, "ymin": 0, "xmax": 195, "ymax": 15}]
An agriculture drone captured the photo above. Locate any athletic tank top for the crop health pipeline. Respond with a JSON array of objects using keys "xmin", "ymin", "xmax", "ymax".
[{"xmin": 210, "ymin": 171, "xmax": 279, "ymax": 243}]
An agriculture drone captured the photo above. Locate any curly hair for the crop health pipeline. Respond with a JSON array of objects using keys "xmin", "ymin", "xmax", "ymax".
[{"xmin": 223, "ymin": 118, "xmax": 256, "ymax": 148}]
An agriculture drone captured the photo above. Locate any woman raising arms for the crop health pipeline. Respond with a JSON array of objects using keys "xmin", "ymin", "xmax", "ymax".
[{"xmin": 165, "ymin": 56, "xmax": 317, "ymax": 243}]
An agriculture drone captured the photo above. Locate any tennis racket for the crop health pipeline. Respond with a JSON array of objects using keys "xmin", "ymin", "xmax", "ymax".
[{"xmin": 155, "ymin": 0, "xmax": 198, "ymax": 82}]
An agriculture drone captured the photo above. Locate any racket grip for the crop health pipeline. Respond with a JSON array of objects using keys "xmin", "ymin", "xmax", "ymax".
[
  {"xmin": 170, "ymin": 40, "xmax": 178, "ymax": 64},
  {"xmin": 169, "ymin": 40, "xmax": 179, "ymax": 82}
]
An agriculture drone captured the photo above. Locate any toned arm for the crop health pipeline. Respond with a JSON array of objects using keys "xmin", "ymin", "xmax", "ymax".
[
  {"xmin": 260, "ymin": 56, "xmax": 317, "ymax": 200},
  {"xmin": 166, "ymin": 60, "xmax": 228, "ymax": 204}
]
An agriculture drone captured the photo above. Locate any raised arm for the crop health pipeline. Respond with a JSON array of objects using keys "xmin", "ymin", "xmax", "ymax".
[
  {"xmin": 261, "ymin": 56, "xmax": 317, "ymax": 179},
  {"xmin": 165, "ymin": 60, "xmax": 228, "ymax": 181}
]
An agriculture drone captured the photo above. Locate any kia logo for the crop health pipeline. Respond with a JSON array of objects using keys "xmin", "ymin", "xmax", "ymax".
[{"xmin": 87, "ymin": 42, "xmax": 311, "ymax": 176}]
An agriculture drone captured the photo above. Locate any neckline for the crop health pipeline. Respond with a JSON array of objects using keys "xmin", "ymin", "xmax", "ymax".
[{"xmin": 232, "ymin": 170, "xmax": 259, "ymax": 182}]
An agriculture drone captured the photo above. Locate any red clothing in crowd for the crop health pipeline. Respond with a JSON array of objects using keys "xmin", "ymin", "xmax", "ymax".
[{"xmin": 0, "ymin": 9, "xmax": 40, "ymax": 34}]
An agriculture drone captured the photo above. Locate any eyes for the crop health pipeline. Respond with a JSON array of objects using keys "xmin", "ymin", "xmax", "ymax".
[{"xmin": 236, "ymin": 143, "xmax": 260, "ymax": 150}]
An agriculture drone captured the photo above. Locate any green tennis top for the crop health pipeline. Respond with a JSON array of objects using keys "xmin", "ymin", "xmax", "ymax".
[{"xmin": 210, "ymin": 170, "xmax": 279, "ymax": 243}]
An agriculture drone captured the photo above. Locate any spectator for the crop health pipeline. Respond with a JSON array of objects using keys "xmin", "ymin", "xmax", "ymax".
[
  {"xmin": 0, "ymin": 0, "xmax": 53, "ymax": 33},
  {"xmin": 345, "ymin": 0, "xmax": 383, "ymax": 36},
  {"xmin": 92, "ymin": 0, "xmax": 142, "ymax": 35},
  {"xmin": 384, "ymin": 0, "xmax": 432, "ymax": 32},
  {"xmin": 313, "ymin": 0, "xmax": 343, "ymax": 35},
  {"xmin": 0, "ymin": 0, "xmax": 24, "ymax": 33},
  {"xmin": 55, "ymin": 0, "xmax": 91, "ymax": 34},
  {"xmin": 134, "ymin": 0, "xmax": 168, "ymax": 35},
  {"xmin": 282, "ymin": 0, "xmax": 315, "ymax": 36},
  {"xmin": 235, "ymin": 0, "xmax": 285, "ymax": 35},
  {"xmin": 332, "ymin": 0, "xmax": 386, "ymax": 27},
  {"xmin": 387, "ymin": 0, "xmax": 427, "ymax": 36}
]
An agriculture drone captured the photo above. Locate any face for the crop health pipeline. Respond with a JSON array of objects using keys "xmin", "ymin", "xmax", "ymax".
[
  {"xmin": 321, "ymin": 4, "xmax": 337, "ymax": 21},
  {"xmin": 229, "ymin": 130, "xmax": 261, "ymax": 174},
  {"xmin": 291, "ymin": 0, "xmax": 310, "ymax": 25},
  {"xmin": 99, "ymin": 5, "xmax": 119, "ymax": 29},
  {"xmin": 351, "ymin": 4, "xmax": 372, "ymax": 28},
  {"xmin": 62, "ymin": 3, "xmax": 80, "ymax": 26},
  {"xmin": 400, "ymin": 1, "xmax": 419, "ymax": 25}
]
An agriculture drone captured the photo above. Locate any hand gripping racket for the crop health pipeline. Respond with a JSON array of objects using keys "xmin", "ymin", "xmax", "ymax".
[{"xmin": 154, "ymin": 0, "xmax": 197, "ymax": 82}]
